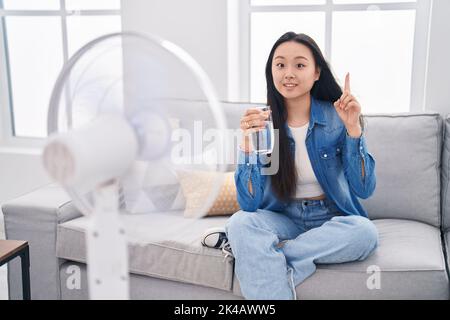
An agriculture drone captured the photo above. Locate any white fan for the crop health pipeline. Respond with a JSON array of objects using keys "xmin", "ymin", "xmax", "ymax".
[{"xmin": 41, "ymin": 32, "xmax": 229, "ymax": 299}]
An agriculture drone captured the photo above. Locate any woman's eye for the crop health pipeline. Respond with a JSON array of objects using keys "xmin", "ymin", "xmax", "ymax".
[
  {"xmin": 276, "ymin": 63, "xmax": 284, "ymax": 68},
  {"xmin": 297, "ymin": 64, "xmax": 305, "ymax": 68}
]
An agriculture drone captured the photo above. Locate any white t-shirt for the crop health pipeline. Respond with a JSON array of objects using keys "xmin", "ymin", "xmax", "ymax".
[{"xmin": 288, "ymin": 122, "xmax": 325, "ymax": 199}]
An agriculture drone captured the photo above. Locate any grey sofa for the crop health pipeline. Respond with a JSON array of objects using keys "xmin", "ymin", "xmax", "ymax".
[{"xmin": 2, "ymin": 102, "xmax": 450, "ymax": 300}]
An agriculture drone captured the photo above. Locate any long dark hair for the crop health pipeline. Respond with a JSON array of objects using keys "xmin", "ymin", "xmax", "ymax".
[{"xmin": 266, "ymin": 32, "xmax": 365, "ymax": 202}]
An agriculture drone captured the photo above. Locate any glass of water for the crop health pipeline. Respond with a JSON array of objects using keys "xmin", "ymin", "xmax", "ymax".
[{"xmin": 251, "ymin": 105, "xmax": 274, "ymax": 154}]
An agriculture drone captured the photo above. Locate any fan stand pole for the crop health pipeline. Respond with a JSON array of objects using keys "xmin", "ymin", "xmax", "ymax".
[{"xmin": 85, "ymin": 180, "xmax": 130, "ymax": 299}]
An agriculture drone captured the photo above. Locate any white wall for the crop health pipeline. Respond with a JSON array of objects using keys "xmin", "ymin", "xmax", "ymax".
[
  {"xmin": 425, "ymin": 0, "xmax": 450, "ymax": 116},
  {"xmin": 0, "ymin": 151, "xmax": 50, "ymax": 204},
  {"xmin": 121, "ymin": 0, "xmax": 229, "ymax": 100}
]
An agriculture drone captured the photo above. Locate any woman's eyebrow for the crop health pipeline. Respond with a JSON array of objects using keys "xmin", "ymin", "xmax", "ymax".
[{"xmin": 274, "ymin": 56, "xmax": 308, "ymax": 61}]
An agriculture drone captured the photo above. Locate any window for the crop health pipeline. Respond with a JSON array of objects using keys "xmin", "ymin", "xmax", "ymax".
[
  {"xmin": 234, "ymin": 0, "xmax": 431, "ymax": 114},
  {"xmin": 0, "ymin": 0, "xmax": 121, "ymax": 139}
]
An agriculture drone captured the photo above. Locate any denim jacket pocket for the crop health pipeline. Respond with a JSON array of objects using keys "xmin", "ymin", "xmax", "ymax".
[{"xmin": 319, "ymin": 144, "xmax": 343, "ymax": 169}]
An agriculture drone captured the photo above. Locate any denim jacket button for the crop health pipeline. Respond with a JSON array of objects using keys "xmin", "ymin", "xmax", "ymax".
[{"xmin": 324, "ymin": 154, "xmax": 328, "ymax": 158}]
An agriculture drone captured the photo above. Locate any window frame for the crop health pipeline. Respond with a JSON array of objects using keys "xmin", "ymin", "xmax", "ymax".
[
  {"xmin": 227, "ymin": 0, "xmax": 432, "ymax": 112},
  {"xmin": 0, "ymin": 0, "xmax": 121, "ymax": 151}
]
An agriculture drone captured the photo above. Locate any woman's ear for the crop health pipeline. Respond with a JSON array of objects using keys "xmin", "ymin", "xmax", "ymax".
[{"xmin": 315, "ymin": 67, "xmax": 321, "ymax": 81}]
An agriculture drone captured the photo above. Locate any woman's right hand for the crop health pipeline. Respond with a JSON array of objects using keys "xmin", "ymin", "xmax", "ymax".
[{"xmin": 239, "ymin": 108, "xmax": 271, "ymax": 153}]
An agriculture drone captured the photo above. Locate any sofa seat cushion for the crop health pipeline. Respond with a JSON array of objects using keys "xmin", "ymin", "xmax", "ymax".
[
  {"xmin": 58, "ymin": 215, "xmax": 449, "ymax": 299},
  {"xmin": 56, "ymin": 212, "xmax": 234, "ymax": 292},
  {"xmin": 239, "ymin": 219, "xmax": 448, "ymax": 299}
]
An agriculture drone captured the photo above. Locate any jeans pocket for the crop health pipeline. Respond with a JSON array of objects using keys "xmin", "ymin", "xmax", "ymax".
[{"xmin": 323, "ymin": 199, "xmax": 344, "ymax": 217}]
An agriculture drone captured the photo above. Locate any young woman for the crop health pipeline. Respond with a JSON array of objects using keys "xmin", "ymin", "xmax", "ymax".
[{"xmin": 226, "ymin": 32, "xmax": 379, "ymax": 300}]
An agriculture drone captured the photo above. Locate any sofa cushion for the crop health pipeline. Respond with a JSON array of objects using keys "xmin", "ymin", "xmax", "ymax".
[
  {"xmin": 231, "ymin": 219, "xmax": 449, "ymax": 299},
  {"xmin": 178, "ymin": 170, "xmax": 240, "ymax": 218},
  {"xmin": 442, "ymin": 115, "xmax": 450, "ymax": 231},
  {"xmin": 56, "ymin": 212, "xmax": 234, "ymax": 292},
  {"xmin": 58, "ymin": 213, "xmax": 449, "ymax": 299},
  {"xmin": 361, "ymin": 113, "xmax": 443, "ymax": 227}
]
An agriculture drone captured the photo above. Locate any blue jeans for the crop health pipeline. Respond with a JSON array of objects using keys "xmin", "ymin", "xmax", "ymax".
[{"xmin": 225, "ymin": 197, "xmax": 379, "ymax": 300}]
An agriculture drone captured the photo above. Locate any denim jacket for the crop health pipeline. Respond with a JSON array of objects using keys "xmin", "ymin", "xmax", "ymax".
[{"xmin": 235, "ymin": 96, "xmax": 376, "ymax": 218}]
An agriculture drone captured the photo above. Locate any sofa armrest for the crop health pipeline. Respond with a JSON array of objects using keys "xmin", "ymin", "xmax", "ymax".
[{"xmin": 1, "ymin": 184, "xmax": 82, "ymax": 299}]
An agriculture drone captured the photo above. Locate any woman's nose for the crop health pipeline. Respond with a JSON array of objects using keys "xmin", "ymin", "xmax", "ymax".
[{"xmin": 285, "ymin": 73, "xmax": 296, "ymax": 80}]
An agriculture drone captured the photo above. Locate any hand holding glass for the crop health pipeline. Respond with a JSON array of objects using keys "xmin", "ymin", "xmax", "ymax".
[{"xmin": 240, "ymin": 106, "xmax": 274, "ymax": 155}]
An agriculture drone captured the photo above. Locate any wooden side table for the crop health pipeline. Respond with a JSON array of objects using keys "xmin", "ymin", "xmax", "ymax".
[{"xmin": 0, "ymin": 240, "xmax": 31, "ymax": 300}]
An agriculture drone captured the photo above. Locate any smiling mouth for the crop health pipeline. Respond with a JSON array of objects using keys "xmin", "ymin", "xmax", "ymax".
[{"xmin": 283, "ymin": 84, "xmax": 298, "ymax": 88}]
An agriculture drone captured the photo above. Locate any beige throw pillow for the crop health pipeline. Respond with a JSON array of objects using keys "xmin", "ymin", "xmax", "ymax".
[{"xmin": 177, "ymin": 170, "xmax": 240, "ymax": 218}]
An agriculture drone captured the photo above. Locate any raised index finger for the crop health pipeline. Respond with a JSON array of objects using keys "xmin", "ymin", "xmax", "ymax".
[{"xmin": 344, "ymin": 72, "xmax": 351, "ymax": 92}]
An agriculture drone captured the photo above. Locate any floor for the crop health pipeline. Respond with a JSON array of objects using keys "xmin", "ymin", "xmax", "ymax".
[{"xmin": 0, "ymin": 213, "xmax": 9, "ymax": 300}]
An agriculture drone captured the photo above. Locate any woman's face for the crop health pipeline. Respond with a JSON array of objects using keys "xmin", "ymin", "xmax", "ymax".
[{"xmin": 271, "ymin": 41, "xmax": 320, "ymax": 100}]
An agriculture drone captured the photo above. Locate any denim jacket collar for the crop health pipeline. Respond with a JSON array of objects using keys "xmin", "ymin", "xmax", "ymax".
[{"xmin": 284, "ymin": 95, "xmax": 327, "ymax": 141}]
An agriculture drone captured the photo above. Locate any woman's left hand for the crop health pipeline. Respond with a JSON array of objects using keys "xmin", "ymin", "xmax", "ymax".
[{"xmin": 333, "ymin": 73, "xmax": 362, "ymax": 137}]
